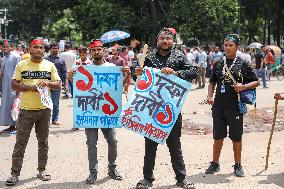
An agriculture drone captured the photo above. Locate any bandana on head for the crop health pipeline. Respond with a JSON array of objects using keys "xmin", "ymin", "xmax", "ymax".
[
  {"xmin": 30, "ymin": 39, "xmax": 44, "ymax": 47},
  {"xmin": 156, "ymin": 28, "xmax": 176, "ymax": 39},
  {"xmin": 225, "ymin": 34, "xmax": 240, "ymax": 45},
  {"xmin": 88, "ymin": 39, "xmax": 103, "ymax": 49}
]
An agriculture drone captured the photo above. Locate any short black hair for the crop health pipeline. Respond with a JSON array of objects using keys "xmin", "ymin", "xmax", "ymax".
[
  {"xmin": 50, "ymin": 42, "xmax": 59, "ymax": 48},
  {"xmin": 64, "ymin": 41, "xmax": 72, "ymax": 49}
]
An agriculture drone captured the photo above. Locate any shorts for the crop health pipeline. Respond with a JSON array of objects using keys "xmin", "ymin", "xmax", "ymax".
[{"xmin": 212, "ymin": 106, "xmax": 243, "ymax": 142}]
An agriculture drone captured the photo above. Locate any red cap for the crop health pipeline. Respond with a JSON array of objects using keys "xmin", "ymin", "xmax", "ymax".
[
  {"xmin": 30, "ymin": 39, "xmax": 44, "ymax": 47},
  {"xmin": 3, "ymin": 40, "xmax": 9, "ymax": 46},
  {"xmin": 89, "ymin": 39, "xmax": 103, "ymax": 49}
]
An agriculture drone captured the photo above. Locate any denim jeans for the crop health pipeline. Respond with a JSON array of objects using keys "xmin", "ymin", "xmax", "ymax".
[
  {"xmin": 255, "ymin": 68, "xmax": 267, "ymax": 87},
  {"xmin": 85, "ymin": 128, "xmax": 117, "ymax": 174},
  {"xmin": 68, "ymin": 78, "xmax": 73, "ymax": 97},
  {"xmin": 50, "ymin": 89, "xmax": 61, "ymax": 123}
]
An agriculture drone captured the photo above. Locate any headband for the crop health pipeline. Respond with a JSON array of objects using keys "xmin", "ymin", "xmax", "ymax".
[
  {"xmin": 88, "ymin": 39, "xmax": 103, "ymax": 49},
  {"xmin": 224, "ymin": 34, "xmax": 240, "ymax": 45},
  {"xmin": 30, "ymin": 39, "xmax": 44, "ymax": 47},
  {"xmin": 156, "ymin": 28, "xmax": 176, "ymax": 39}
]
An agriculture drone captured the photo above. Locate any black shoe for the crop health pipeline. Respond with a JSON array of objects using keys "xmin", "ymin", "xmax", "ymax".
[
  {"xmin": 1, "ymin": 126, "xmax": 16, "ymax": 133},
  {"xmin": 205, "ymin": 161, "xmax": 220, "ymax": 174},
  {"xmin": 85, "ymin": 172, "xmax": 97, "ymax": 184},
  {"xmin": 176, "ymin": 179, "xmax": 195, "ymax": 189},
  {"xmin": 108, "ymin": 166, "xmax": 123, "ymax": 180},
  {"xmin": 233, "ymin": 163, "xmax": 245, "ymax": 177}
]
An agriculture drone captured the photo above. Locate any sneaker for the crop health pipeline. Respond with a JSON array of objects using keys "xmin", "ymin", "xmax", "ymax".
[
  {"xmin": 52, "ymin": 121, "xmax": 61, "ymax": 125},
  {"xmin": 205, "ymin": 161, "xmax": 220, "ymax": 174},
  {"xmin": 176, "ymin": 178, "xmax": 195, "ymax": 189},
  {"xmin": 233, "ymin": 163, "xmax": 245, "ymax": 177},
  {"xmin": 85, "ymin": 172, "xmax": 97, "ymax": 184},
  {"xmin": 71, "ymin": 128, "xmax": 79, "ymax": 131},
  {"xmin": 1, "ymin": 126, "xmax": 16, "ymax": 133},
  {"xmin": 108, "ymin": 166, "xmax": 123, "ymax": 180}
]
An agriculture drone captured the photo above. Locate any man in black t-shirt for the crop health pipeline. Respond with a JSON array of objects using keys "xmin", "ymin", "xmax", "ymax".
[
  {"xmin": 254, "ymin": 46, "xmax": 268, "ymax": 88},
  {"xmin": 135, "ymin": 28, "xmax": 197, "ymax": 189},
  {"xmin": 205, "ymin": 34, "xmax": 259, "ymax": 177}
]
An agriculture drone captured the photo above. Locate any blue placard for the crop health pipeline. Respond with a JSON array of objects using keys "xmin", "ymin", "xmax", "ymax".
[
  {"xmin": 73, "ymin": 65, "xmax": 123, "ymax": 128},
  {"xmin": 119, "ymin": 67, "xmax": 191, "ymax": 144}
]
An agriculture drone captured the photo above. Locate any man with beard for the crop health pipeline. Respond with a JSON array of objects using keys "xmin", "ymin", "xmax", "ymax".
[
  {"xmin": 0, "ymin": 40, "xmax": 21, "ymax": 133},
  {"xmin": 80, "ymin": 39, "xmax": 126, "ymax": 184},
  {"xmin": 134, "ymin": 28, "xmax": 198, "ymax": 189},
  {"xmin": 205, "ymin": 34, "xmax": 259, "ymax": 177},
  {"xmin": 5, "ymin": 38, "xmax": 61, "ymax": 186}
]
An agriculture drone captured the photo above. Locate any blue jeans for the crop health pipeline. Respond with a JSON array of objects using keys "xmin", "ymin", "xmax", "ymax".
[
  {"xmin": 50, "ymin": 89, "xmax": 61, "ymax": 122},
  {"xmin": 255, "ymin": 68, "xmax": 267, "ymax": 87},
  {"xmin": 68, "ymin": 78, "xmax": 73, "ymax": 97}
]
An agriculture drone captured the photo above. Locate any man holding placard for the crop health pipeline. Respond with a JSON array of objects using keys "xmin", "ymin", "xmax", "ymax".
[
  {"xmin": 5, "ymin": 38, "xmax": 61, "ymax": 186},
  {"xmin": 72, "ymin": 39, "xmax": 125, "ymax": 184},
  {"xmin": 134, "ymin": 28, "xmax": 198, "ymax": 189}
]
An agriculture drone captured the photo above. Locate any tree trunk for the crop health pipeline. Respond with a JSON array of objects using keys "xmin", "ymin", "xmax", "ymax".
[
  {"xmin": 149, "ymin": 0, "xmax": 157, "ymax": 47},
  {"xmin": 276, "ymin": 0, "xmax": 282, "ymax": 46}
]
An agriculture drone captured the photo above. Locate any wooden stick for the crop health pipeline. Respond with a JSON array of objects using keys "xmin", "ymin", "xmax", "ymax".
[
  {"xmin": 265, "ymin": 99, "xmax": 278, "ymax": 170},
  {"xmin": 139, "ymin": 44, "xmax": 148, "ymax": 68},
  {"xmin": 136, "ymin": 44, "xmax": 148, "ymax": 82}
]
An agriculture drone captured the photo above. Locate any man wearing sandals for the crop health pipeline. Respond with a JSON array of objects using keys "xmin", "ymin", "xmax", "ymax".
[
  {"xmin": 81, "ymin": 39, "xmax": 125, "ymax": 184},
  {"xmin": 5, "ymin": 38, "xmax": 61, "ymax": 186},
  {"xmin": 205, "ymin": 34, "xmax": 259, "ymax": 177},
  {"xmin": 134, "ymin": 28, "xmax": 198, "ymax": 189}
]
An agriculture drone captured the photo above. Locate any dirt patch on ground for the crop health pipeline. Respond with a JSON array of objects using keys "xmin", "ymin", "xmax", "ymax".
[{"xmin": 182, "ymin": 106, "xmax": 284, "ymax": 135}]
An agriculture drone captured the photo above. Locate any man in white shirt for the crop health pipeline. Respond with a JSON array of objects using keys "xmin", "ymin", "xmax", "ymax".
[
  {"xmin": 59, "ymin": 42, "xmax": 76, "ymax": 97},
  {"xmin": 196, "ymin": 47, "xmax": 207, "ymax": 88}
]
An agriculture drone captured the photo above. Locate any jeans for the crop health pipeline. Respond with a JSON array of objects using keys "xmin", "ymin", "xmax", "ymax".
[
  {"xmin": 143, "ymin": 114, "xmax": 186, "ymax": 183},
  {"xmin": 11, "ymin": 109, "xmax": 51, "ymax": 176},
  {"xmin": 50, "ymin": 89, "xmax": 61, "ymax": 123},
  {"xmin": 85, "ymin": 128, "xmax": 118, "ymax": 174},
  {"xmin": 68, "ymin": 78, "xmax": 73, "ymax": 97},
  {"xmin": 255, "ymin": 68, "xmax": 267, "ymax": 87}
]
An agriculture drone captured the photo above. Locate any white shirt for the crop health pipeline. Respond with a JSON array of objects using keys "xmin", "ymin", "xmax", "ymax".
[
  {"xmin": 59, "ymin": 50, "xmax": 77, "ymax": 71},
  {"xmin": 128, "ymin": 50, "xmax": 134, "ymax": 67}
]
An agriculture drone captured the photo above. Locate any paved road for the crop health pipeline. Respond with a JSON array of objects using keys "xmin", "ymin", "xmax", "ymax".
[{"xmin": 0, "ymin": 78, "xmax": 283, "ymax": 189}]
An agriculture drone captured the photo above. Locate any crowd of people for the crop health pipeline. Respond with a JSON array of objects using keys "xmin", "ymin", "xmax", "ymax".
[{"xmin": 0, "ymin": 29, "xmax": 283, "ymax": 189}]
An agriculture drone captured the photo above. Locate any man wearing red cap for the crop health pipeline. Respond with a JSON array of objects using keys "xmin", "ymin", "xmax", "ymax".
[
  {"xmin": 0, "ymin": 40, "xmax": 21, "ymax": 133},
  {"xmin": 79, "ymin": 39, "xmax": 126, "ymax": 184},
  {"xmin": 135, "ymin": 28, "xmax": 198, "ymax": 189},
  {"xmin": 5, "ymin": 38, "xmax": 61, "ymax": 186}
]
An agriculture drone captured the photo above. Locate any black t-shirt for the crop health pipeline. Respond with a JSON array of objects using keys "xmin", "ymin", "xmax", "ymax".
[
  {"xmin": 255, "ymin": 51, "xmax": 265, "ymax": 69},
  {"xmin": 144, "ymin": 48, "xmax": 198, "ymax": 82},
  {"xmin": 209, "ymin": 57, "xmax": 258, "ymax": 109}
]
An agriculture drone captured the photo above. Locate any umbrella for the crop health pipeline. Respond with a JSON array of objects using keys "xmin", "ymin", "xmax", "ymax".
[
  {"xmin": 266, "ymin": 45, "xmax": 281, "ymax": 58},
  {"xmin": 100, "ymin": 30, "xmax": 130, "ymax": 44},
  {"xmin": 248, "ymin": 42, "xmax": 262, "ymax": 49}
]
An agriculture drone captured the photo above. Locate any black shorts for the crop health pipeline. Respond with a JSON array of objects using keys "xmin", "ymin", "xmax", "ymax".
[{"xmin": 212, "ymin": 106, "xmax": 243, "ymax": 142}]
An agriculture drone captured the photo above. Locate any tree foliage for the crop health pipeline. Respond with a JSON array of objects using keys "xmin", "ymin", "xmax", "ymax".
[{"xmin": 1, "ymin": 0, "xmax": 283, "ymax": 46}]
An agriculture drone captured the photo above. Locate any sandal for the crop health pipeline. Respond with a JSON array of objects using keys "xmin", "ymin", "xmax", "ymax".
[
  {"xmin": 176, "ymin": 179, "xmax": 195, "ymax": 189},
  {"xmin": 136, "ymin": 179, "xmax": 153, "ymax": 189},
  {"xmin": 37, "ymin": 171, "xmax": 51, "ymax": 181},
  {"xmin": 5, "ymin": 175, "xmax": 19, "ymax": 186}
]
